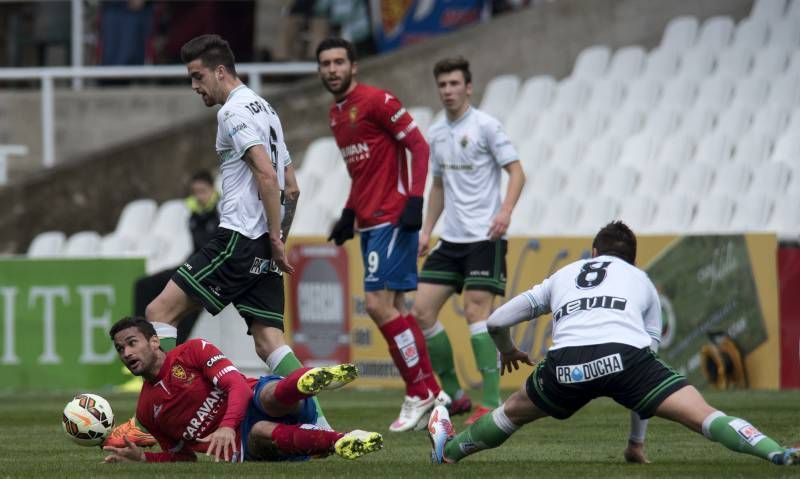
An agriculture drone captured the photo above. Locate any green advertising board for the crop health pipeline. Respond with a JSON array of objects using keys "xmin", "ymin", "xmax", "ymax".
[
  {"xmin": 0, "ymin": 258, "xmax": 144, "ymax": 390},
  {"xmin": 647, "ymin": 235, "xmax": 767, "ymax": 386}
]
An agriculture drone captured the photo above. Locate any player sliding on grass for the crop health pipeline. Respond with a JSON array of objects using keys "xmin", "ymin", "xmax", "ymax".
[
  {"xmin": 104, "ymin": 317, "xmax": 382, "ymax": 463},
  {"xmin": 428, "ymin": 221, "xmax": 800, "ymax": 466}
]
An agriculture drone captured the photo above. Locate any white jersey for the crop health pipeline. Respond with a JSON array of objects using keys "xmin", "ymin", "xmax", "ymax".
[
  {"xmin": 522, "ymin": 255, "xmax": 662, "ymax": 350},
  {"xmin": 428, "ymin": 106, "xmax": 518, "ymax": 243},
  {"xmin": 215, "ymin": 85, "xmax": 291, "ymax": 239}
]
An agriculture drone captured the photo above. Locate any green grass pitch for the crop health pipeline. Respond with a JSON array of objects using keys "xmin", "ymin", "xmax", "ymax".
[{"xmin": 2, "ymin": 388, "xmax": 799, "ymax": 478}]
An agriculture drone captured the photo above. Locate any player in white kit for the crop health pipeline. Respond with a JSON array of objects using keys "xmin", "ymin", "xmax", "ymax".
[
  {"xmin": 139, "ymin": 34, "xmax": 331, "ymax": 427},
  {"xmin": 429, "ymin": 221, "xmax": 800, "ymax": 466},
  {"xmin": 412, "ymin": 56, "xmax": 525, "ymax": 425}
]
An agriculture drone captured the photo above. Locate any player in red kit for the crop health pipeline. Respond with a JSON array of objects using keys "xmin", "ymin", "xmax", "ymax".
[
  {"xmin": 103, "ymin": 317, "xmax": 383, "ymax": 463},
  {"xmin": 316, "ymin": 37, "xmax": 446, "ymax": 432}
]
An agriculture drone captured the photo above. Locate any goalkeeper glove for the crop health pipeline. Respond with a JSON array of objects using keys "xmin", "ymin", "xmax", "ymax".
[
  {"xmin": 398, "ymin": 196, "xmax": 423, "ymax": 231},
  {"xmin": 328, "ymin": 208, "xmax": 356, "ymax": 245}
]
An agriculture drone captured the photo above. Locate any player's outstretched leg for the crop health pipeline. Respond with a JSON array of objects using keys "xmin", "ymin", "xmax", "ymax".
[{"xmin": 334, "ymin": 430, "xmax": 385, "ymax": 460}]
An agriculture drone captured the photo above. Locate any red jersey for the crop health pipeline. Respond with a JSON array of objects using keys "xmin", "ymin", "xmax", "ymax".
[
  {"xmin": 135, "ymin": 339, "xmax": 256, "ymax": 462},
  {"xmin": 328, "ymin": 83, "xmax": 429, "ymax": 229}
]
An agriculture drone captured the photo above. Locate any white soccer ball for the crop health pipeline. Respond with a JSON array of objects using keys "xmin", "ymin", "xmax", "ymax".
[{"xmin": 62, "ymin": 393, "xmax": 115, "ymax": 446}]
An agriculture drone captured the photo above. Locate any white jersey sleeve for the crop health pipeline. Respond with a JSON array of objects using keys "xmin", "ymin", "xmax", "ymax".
[
  {"xmin": 642, "ymin": 279, "xmax": 662, "ymax": 344},
  {"xmin": 484, "ymin": 116, "xmax": 518, "ymax": 167},
  {"xmin": 219, "ymin": 109, "xmax": 264, "ymax": 160}
]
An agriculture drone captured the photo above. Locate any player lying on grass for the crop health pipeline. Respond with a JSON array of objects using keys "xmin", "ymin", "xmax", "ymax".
[
  {"xmin": 428, "ymin": 221, "xmax": 800, "ymax": 466},
  {"xmin": 104, "ymin": 317, "xmax": 382, "ymax": 463}
]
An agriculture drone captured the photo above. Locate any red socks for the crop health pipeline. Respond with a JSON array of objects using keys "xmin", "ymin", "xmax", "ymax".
[
  {"xmin": 273, "ymin": 367, "xmax": 313, "ymax": 406},
  {"xmin": 271, "ymin": 424, "xmax": 344, "ymax": 456},
  {"xmin": 405, "ymin": 313, "xmax": 442, "ymax": 396},
  {"xmin": 379, "ymin": 314, "xmax": 440, "ymax": 398}
]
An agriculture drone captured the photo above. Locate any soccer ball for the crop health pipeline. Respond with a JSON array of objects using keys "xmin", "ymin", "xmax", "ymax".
[{"xmin": 62, "ymin": 393, "xmax": 115, "ymax": 446}]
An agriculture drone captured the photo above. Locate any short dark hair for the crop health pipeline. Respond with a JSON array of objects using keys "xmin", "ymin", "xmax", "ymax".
[
  {"xmin": 109, "ymin": 316, "xmax": 157, "ymax": 342},
  {"xmin": 180, "ymin": 34, "xmax": 237, "ymax": 76},
  {"xmin": 433, "ymin": 56, "xmax": 472, "ymax": 84},
  {"xmin": 316, "ymin": 37, "xmax": 357, "ymax": 63},
  {"xmin": 191, "ymin": 170, "xmax": 214, "ymax": 186},
  {"xmin": 592, "ymin": 221, "xmax": 637, "ymax": 265}
]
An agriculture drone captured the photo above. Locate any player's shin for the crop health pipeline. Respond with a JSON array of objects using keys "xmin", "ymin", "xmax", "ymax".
[
  {"xmin": 423, "ymin": 322, "xmax": 462, "ymax": 398},
  {"xmin": 702, "ymin": 411, "xmax": 787, "ymax": 463},
  {"xmin": 444, "ymin": 405, "xmax": 518, "ymax": 461},
  {"xmin": 379, "ymin": 315, "xmax": 429, "ymax": 398},
  {"xmin": 470, "ymin": 322, "xmax": 501, "ymax": 408},
  {"xmin": 271, "ymin": 424, "xmax": 343, "ymax": 456},
  {"xmin": 406, "ymin": 314, "xmax": 442, "ymax": 395},
  {"xmin": 268, "ymin": 345, "xmax": 330, "ymax": 428}
]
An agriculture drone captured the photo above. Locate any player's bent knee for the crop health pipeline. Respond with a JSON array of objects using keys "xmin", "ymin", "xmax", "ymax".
[{"xmin": 502, "ymin": 390, "xmax": 546, "ymax": 426}]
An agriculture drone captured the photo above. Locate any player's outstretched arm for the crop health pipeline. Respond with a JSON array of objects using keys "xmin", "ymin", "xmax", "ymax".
[
  {"xmin": 489, "ymin": 161, "xmax": 525, "ymax": 240},
  {"xmin": 103, "ymin": 436, "xmax": 145, "ymax": 463},
  {"xmin": 197, "ymin": 426, "xmax": 237, "ymax": 462},
  {"xmin": 245, "ymin": 144, "xmax": 294, "ymax": 274},
  {"xmin": 419, "ymin": 176, "xmax": 444, "ymax": 256}
]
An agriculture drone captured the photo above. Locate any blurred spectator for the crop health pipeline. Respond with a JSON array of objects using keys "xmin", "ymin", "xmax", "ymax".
[
  {"xmin": 34, "ymin": 1, "xmax": 71, "ymax": 65},
  {"xmin": 133, "ymin": 170, "xmax": 220, "ymax": 344},
  {"xmin": 99, "ymin": 0, "xmax": 154, "ymax": 65},
  {"xmin": 317, "ymin": 0, "xmax": 374, "ymax": 58}
]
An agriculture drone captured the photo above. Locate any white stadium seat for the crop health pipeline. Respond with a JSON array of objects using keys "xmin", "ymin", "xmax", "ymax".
[
  {"xmin": 644, "ymin": 194, "xmax": 696, "ymax": 234},
  {"xmin": 508, "ymin": 192, "xmax": 547, "ymax": 236},
  {"xmin": 752, "ymin": 48, "xmax": 789, "ymax": 76},
  {"xmin": 561, "ymin": 164, "xmax": 603, "ymax": 197},
  {"xmin": 516, "ymin": 137, "xmax": 551, "ymax": 171},
  {"xmin": 550, "ymin": 137, "xmax": 587, "ymax": 169},
  {"xmin": 570, "ymin": 110, "xmax": 608, "ymax": 141},
  {"xmin": 623, "ymin": 77, "xmax": 662, "ymax": 111},
  {"xmin": 696, "ymin": 16, "xmax": 735, "ymax": 52},
  {"xmin": 113, "ymin": 199, "xmax": 157, "ymax": 250},
  {"xmin": 572, "ymin": 45, "xmax": 611, "ymax": 78},
  {"xmin": 767, "ymin": 75, "xmax": 800, "ymax": 108},
  {"xmin": 751, "ymin": 106, "xmax": 790, "ymax": 137},
  {"xmin": 582, "ymin": 135, "xmax": 622, "ymax": 168},
  {"xmin": 643, "ymin": 48, "xmax": 681, "ymax": 79},
  {"xmin": 504, "ymin": 75, "xmax": 556, "ymax": 144},
  {"xmin": 751, "ymin": 160, "xmax": 793, "ymax": 195},
  {"xmin": 731, "ymin": 131, "xmax": 774, "ymax": 165},
  {"xmin": 618, "ymin": 194, "xmax": 658, "ymax": 232},
  {"xmin": 636, "ymin": 163, "xmax": 679, "ymax": 197},
  {"xmin": 788, "ymin": 0, "xmax": 800, "ymax": 19},
  {"xmin": 696, "ymin": 74, "xmax": 736, "ymax": 110},
  {"xmin": 714, "ymin": 106, "xmax": 754, "ymax": 138},
  {"xmin": 731, "ymin": 18, "xmax": 770, "ymax": 49},
  {"xmin": 677, "ymin": 107, "xmax": 717, "ymax": 138},
  {"xmin": 768, "ymin": 19, "xmax": 800, "ymax": 48},
  {"xmin": 750, "ymin": 0, "xmax": 787, "ymax": 21},
  {"xmin": 607, "ymin": 46, "xmax": 646, "ymax": 79},
  {"xmin": 679, "ymin": 47, "xmax": 717, "ymax": 78},
  {"xmin": 689, "ymin": 194, "xmax": 736, "ymax": 233},
  {"xmin": 660, "ymin": 76, "xmax": 698, "ymax": 109},
  {"xmin": 533, "ymin": 195, "xmax": 583, "ymax": 236},
  {"xmin": 479, "ymin": 74, "xmax": 521, "ymax": 124},
  {"xmin": 730, "ymin": 193, "xmax": 774, "ymax": 231},
  {"xmin": 586, "ymin": 78, "xmax": 625, "ymax": 111},
  {"xmin": 523, "ymin": 164, "xmax": 565, "ymax": 197},
  {"xmin": 694, "ymin": 132, "xmax": 734, "ymax": 164},
  {"xmin": 709, "ymin": 161, "xmax": 752, "ymax": 195},
  {"xmin": 100, "ymin": 234, "xmax": 129, "ymax": 257},
  {"xmin": 715, "ymin": 49, "xmax": 754, "ymax": 77},
  {"xmin": 531, "ymin": 109, "xmax": 572, "ymax": 143},
  {"xmin": 771, "ymin": 131, "xmax": 800, "ymax": 162},
  {"xmin": 27, "ymin": 231, "xmax": 66, "ymax": 258},
  {"xmin": 605, "ymin": 108, "xmax": 645, "ymax": 138},
  {"xmin": 787, "ymin": 51, "xmax": 800, "ymax": 77},
  {"xmin": 618, "ymin": 133, "xmax": 660, "ymax": 169},
  {"xmin": 654, "ymin": 133, "xmax": 696, "ymax": 169},
  {"xmin": 599, "ymin": 165, "xmax": 639, "ymax": 197},
  {"xmin": 641, "ymin": 108, "xmax": 681, "ymax": 138},
  {"xmin": 574, "ymin": 195, "xmax": 620, "ymax": 235},
  {"xmin": 674, "ymin": 161, "xmax": 715, "ymax": 195},
  {"xmin": 660, "ymin": 16, "xmax": 699, "ymax": 52},
  {"xmin": 62, "ymin": 231, "xmax": 101, "ymax": 257},
  {"xmin": 551, "ymin": 77, "xmax": 592, "ymax": 112},
  {"xmin": 767, "ymin": 193, "xmax": 800, "ymax": 240},
  {"xmin": 731, "ymin": 75, "xmax": 770, "ymax": 109}
]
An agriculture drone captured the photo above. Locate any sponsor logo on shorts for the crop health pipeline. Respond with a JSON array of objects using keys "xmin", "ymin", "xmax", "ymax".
[
  {"xmin": 556, "ymin": 353, "xmax": 624, "ymax": 384},
  {"xmin": 729, "ymin": 419, "xmax": 765, "ymax": 446},
  {"xmin": 394, "ymin": 330, "xmax": 419, "ymax": 367},
  {"xmin": 250, "ymin": 257, "xmax": 283, "ymax": 276},
  {"xmin": 468, "ymin": 269, "xmax": 490, "ymax": 277}
]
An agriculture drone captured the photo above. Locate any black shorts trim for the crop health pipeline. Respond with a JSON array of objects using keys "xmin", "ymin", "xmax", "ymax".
[{"xmin": 419, "ymin": 239, "xmax": 507, "ymax": 295}]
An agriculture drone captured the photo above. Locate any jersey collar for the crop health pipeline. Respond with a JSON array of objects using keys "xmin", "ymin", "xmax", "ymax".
[
  {"xmin": 225, "ymin": 84, "xmax": 248, "ymax": 103},
  {"xmin": 447, "ymin": 105, "xmax": 473, "ymax": 127}
]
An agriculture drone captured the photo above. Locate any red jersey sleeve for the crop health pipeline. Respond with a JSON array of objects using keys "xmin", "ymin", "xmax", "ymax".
[
  {"xmin": 184, "ymin": 339, "xmax": 253, "ymax": 430},
  {"xmin": 370, "ymin": 92, "xmax": 429, "ymax": 197}
]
